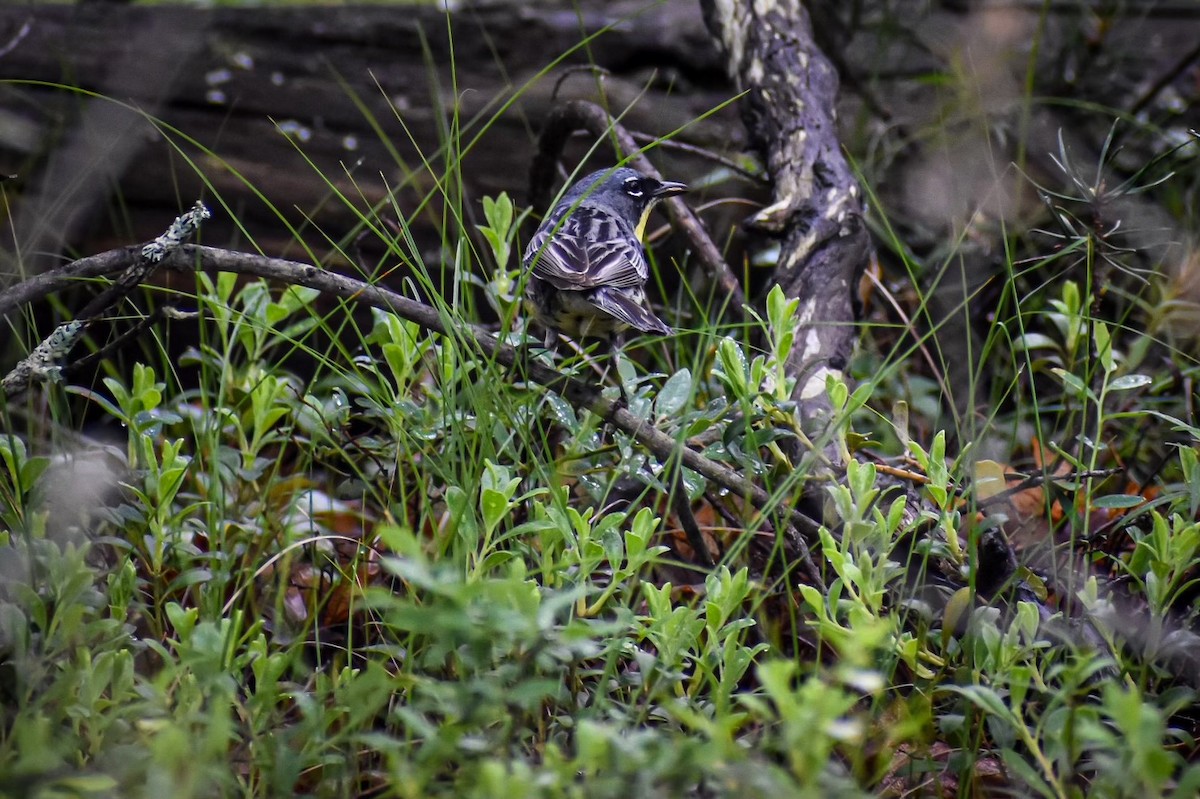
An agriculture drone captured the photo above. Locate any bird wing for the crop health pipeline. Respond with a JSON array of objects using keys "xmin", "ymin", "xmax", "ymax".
[
  {"xmin": 589, "ymin": 287, "xmax": 672, "ymax": 335},
  {"xmin": 524, "ymin": 206, "xmax": 649, "ymax": 291}
]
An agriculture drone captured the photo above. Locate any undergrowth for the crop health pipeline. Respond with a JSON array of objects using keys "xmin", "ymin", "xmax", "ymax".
[{"xmin": 3, "ymin": 4, "xmax": 1200, "ymax": 798}]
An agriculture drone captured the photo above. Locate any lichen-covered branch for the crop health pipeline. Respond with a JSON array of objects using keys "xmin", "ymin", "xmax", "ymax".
[{"xmin": 1, "ymin": 202, "xmax": 209, "ymax": 396}]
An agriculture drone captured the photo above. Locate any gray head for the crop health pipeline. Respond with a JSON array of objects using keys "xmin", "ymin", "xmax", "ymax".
[{"xmin": 558, "ymin": 167, "xmax": 688, "ymax": 225}]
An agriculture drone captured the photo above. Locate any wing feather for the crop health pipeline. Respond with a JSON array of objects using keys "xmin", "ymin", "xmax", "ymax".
[
  {"xmin": 589, "ymin": 288, "xmax": 672, "ymax": 335},
  {"xmin": 524, "ymin": 207, "xmax": 649, "ymax": 291}
]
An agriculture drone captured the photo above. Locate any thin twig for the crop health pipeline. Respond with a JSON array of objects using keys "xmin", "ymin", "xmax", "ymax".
[
  {"xmin": 627, "ymin": 131, "xmax": 768, "ymax": 186},
  {"xmin": 0, "ymin": 16, "xmax": 30, "ymax": 59},
  {"xmin": 66, "ymin": 306, "xmax": 200, "ymax": 379},
  {"xmin": 1129, "ymin": 37, "xmax": 1200, "ymax": 116},
  {"xmin": 669, "ymin": 466, "xmax": 716, "ymax": 570},
  {"xmin": 975, "ymin": 467, "xmax": 1125, "ymax": 508}
]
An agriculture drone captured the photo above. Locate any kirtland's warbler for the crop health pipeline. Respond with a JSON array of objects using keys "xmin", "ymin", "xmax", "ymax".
[{"xmin": 522, "ymin": 167, "xmax": 687, "ymax": 350}]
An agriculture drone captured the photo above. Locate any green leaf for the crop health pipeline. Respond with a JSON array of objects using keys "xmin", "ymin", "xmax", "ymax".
[
  {"xmin": 446, "ymin": 486, "xmax": 479, "ymax": 547},
  {"xmin": 765, "ymin": 285, "xmax": 792, "ymax": 330},
  {"xmin": 941, "ymin": 587, "xmax": 973, "ymax": 649},
  {"xmin": 166, "ymin": 602, "xmax": 198, "ymax": 640},
  {"xmin": 484, "ymin": 192, "xmax": 514, "ymax": 233},
  {"xmin": 1092, "ymin": 494, "xmax": 1144, "ymax": 509},
  {"xmin": 481, "ymin": 488, "xmax": 512, "ymax": 533},
  {"xmin": 946, "ymin": 684, "xmax": 1013, "ymax": 721},
  {"xmin": 715, "ymin": 337, "xmax": 749, "ymax": 399},
  {"xmin": 999, "ymin": 749, "xmax": 1058, "ymax": 799},
  {"xmin": 54, "ymin": 775, "xmax": 120, "ymax": 792},
  {"xmin": 544, "ymin": 393, "xmax": 579, "ymax": 431},
  {"xmin": 656, "ymin": 368, "xmax": 693, "ymax": 416},
  {"xmin": 478, "ymin": 550, "xmax": 517, "ymax": 573},
  {"xmin": 1051, "ymin": 368, "xmax": 1096, "ymax": 402},
  {"xmin": 479, "ymin": 227, "xmax": 506, "ymax": 261},
  {"xmin": 1107, "ymin": 374, "xmax": 1152, "ymax": 392},
  {"xmin": 1012, "ymin": 332, "xmax": 1060, "ymax": 351},
  {"xmin": 825, "ymin": 373, "xmax": 848, "ymax": 411},
  {"xmin": 1093, "ymin": 320, "xmax": 1114, "ymax": 373},
  {"xmin": 276, "ymin": 285, "xmax": 320, "ymax": 315}
]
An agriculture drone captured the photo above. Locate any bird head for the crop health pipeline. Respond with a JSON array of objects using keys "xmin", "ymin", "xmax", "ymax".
[{"xmin": 565, "ymin": 167, "xmax": 688, "ymax": 237}]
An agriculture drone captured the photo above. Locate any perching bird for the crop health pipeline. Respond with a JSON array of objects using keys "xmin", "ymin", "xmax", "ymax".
[{"xmin": 522, "ymin": 166, "xmax": 686, "ymax": 350}]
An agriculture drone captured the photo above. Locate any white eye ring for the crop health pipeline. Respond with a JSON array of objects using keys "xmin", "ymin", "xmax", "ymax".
[{"xmin": 624, "ymin": 177, "xmax": 643, "ymax": 197}]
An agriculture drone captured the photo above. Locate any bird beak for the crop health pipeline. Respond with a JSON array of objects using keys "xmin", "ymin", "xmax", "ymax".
[{"xmin": 651, "ymin": 180, "xmax": 688, "ymax": 199}]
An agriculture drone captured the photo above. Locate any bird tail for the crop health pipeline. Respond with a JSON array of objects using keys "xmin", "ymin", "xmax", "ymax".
[{"xmin": 591, "ymin": 288, "xmax": 672, "ymax": 335}]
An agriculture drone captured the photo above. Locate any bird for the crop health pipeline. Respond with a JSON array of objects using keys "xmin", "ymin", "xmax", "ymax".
[{"xmin": 522, "ymin": 166, "xmax": 687, "ymax": 352}]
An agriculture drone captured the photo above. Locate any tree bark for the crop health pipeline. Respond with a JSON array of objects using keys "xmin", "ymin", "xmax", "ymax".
[{"xmin": 700, "ymin": 0, "xmax": 870, "ymax": 452}]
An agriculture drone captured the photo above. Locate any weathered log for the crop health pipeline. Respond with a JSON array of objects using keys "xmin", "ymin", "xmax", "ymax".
[{"xmin": 0, "ymin": 2, "xmax": 741, "ymax": 281}]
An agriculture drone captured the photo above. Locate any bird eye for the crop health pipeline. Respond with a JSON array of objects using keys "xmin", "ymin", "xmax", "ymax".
[{"xmin": 624, "ymin": 177, "xmax": 644, "ymax": 197}]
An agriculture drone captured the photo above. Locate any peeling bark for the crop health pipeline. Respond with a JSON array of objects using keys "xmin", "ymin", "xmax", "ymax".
[{"xmin": 700, "ymin": 0, "xmax": 871, "ymax": 447}]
